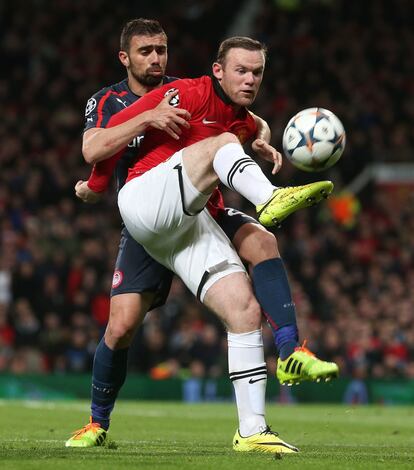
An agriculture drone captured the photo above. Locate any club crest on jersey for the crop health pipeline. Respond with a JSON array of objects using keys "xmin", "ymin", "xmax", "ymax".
[
  {"xmin": 85, "ymin": 98, "xmax": 97, "ymax": 116},
  {"xmin": 164, "ymin": 88, "xmax": 180, "ymax": 107},
  {"xmin": 112, "ymin": 270, "xmax": 123, "ymax": 289}
]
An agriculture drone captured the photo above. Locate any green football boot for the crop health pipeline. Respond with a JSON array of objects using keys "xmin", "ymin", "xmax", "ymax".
[
  {"xmin": 277, "ymin": 340, "xmax": 339, "ymax": 386},
  {"xmin": 65, "ymin": 417, "xmax": 107, "ymax": 448},
  {"xmin": 256, "ymin": 181, "xmax": 334, "ymax": 227}
]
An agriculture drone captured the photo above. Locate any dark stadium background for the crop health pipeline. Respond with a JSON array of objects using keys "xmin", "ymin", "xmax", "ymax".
[{"xmin": 1, "ymin": 0, "xmax": 414, "ymax": 402}]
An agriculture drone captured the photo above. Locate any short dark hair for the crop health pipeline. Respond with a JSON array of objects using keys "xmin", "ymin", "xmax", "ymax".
[
  {"xmin": 120, "ymin": 18, "xmax": 167, "ymax": 51},
  {"xmin": 216, "ymin": 36, "xmax": 267, "ymax": 65}
]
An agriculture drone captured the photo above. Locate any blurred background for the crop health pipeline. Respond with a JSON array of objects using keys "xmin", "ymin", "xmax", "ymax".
[{"xmin": 1, "ymin": 0, "xmax": 414, "ymax": 403}]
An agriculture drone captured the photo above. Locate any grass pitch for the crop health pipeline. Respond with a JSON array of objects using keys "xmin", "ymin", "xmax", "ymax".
[{"xmin": 0, "ymin": 400, "xmax": 413, "ymax": 469}]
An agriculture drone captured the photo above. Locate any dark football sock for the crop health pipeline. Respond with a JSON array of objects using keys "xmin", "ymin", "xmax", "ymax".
[
  {"xmin": 91, "ymin": 338, "xmax": 128, "ymax": 430},
  {"xmin": 252, "ymin": 258, "xmax": 299, "ymax": 360}
]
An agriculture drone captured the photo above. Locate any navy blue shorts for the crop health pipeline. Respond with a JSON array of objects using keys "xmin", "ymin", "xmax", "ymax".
[
  {"xmin": 110, "ymin": 209, "xmax": 258, "ymax": 307},
  {"xmin": 110, "ymin": 227, "xmax": 173, "ymax": 309}
]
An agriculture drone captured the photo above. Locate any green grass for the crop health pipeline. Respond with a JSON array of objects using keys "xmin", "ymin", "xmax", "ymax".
[{"xmin": 0, "ymin": 400, "xmax": 413, "ymax": 469}]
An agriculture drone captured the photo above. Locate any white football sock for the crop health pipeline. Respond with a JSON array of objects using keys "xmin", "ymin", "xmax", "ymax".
[
  {"xmin": 213, "ymin": 143, "xmax": 276, "ymax": 206},
  {"xmin": 228, "ymin": 329, "xmax": 267, "ymax": 437}
]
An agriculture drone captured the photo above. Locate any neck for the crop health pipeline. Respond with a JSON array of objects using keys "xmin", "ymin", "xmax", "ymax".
[
  {"xmin": 231, "ymin": 101, "xmax": 242, "ymax": 113},
  {"xmin": 212, "ymin": 75, "xmax": 242, "ymax": 112}
]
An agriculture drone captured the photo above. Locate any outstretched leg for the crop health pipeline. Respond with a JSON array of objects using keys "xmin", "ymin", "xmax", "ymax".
[{"xmin": 181, "ymin": 133, "xmax": 333, "ymax": 227}]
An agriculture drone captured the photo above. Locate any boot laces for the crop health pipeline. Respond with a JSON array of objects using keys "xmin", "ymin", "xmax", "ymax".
[
  {"xmin": 260, "ymin": 425, "xmax": 279, "ymax": 437},
  {"xmin": 294, "ymin": 339, "xmax": 315, "ymax": 357},
  {"xmin": 71, "ymin": 417, "xmax": 102, "ymax": 438}
]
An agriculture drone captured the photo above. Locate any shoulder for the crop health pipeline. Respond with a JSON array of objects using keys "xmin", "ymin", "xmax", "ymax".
[
  {"xmin": 84, "ymin": 79, "xmax": 134, "ymax": 126},
  {"xmin": 84, "ymin": 84, "xmax": 111, "ymax": 118},
  {"xmin": 84, "ymin": 79, "xmax": 131, "ymax": 129},
  {"xmin": 87, "ymin": 82, "xmax": 114, "ymax": 103},
  {"xmin": 163, "ymin": 75, "xmax": 179, "ymax": 84},
  {"xmin": 85, "ymin": 79, "xmax": 129, "ymax": 109},
  {"xmin": 153, "ymin": 77, "xmax": 209, "ymax": 112},
  {"xmin": 141, "ymin": 78, "xmax": 201, "ymax": 103},
  {"xmin": 179, "ymin": 76, "xmax": 210, "ymax": 91},
  {"xmin": 164, "ymin": 76, "xmax": 211, "ymax": 103},
  {"xmin": 159, "ymin": 76, "xmax": 209, "ymax": 92}
]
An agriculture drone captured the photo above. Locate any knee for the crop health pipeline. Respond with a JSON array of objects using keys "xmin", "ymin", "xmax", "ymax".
[
  {"xmin": 242, "ymin": 227, "xmax": 280, "ymax": 266},
  {"xmin": 255, "ymin": 230, "xmax": 280, "ymax": 258},
  {"xmin": 221, "ymin": 132, "xmax": 240, "ymax": 144},
  {"xmin": 244, "ymin": 297, "xmax": 263, "ymax": 332},
  {"xmin": 215, "ymin": 132, "xmax": 240, "ymax": 149},
  {"xmin": 105, "ymin": 309, "xmax": 139, "ymax": 349},
  {"xmin": 247, "ymin": 298, "xmax": 263, "ymax": 330},
  {"xmin": 234, "ymin": 294, "xmax": 262, "ymax": 333},
  {"xmin": 104, "ymin": 293, "xmax": 151, "ymax": 349}
]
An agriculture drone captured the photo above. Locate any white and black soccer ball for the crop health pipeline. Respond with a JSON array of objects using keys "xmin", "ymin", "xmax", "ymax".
[{"xmin": 282, "ymin": 107, "xmax": 346, "ymax": 172}]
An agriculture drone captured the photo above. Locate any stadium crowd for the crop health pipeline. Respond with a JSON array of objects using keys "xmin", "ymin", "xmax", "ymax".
[{"xmin": 1, "ymin": 0, "xmax": 414, "ymax": 381}]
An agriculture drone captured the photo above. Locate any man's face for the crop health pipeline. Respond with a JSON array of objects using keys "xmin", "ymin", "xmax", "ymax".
[
  {"xmin": 120, "ymin": 34, "xmax": 168, "ymax": 87},
  {"xmin": 213, "ymin": 48, "xmax": 265, "ymax": 107}
]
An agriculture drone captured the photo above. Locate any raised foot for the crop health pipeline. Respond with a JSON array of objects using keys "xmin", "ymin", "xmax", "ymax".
[
  {"xmin": 257, "ymin": 181, "xmax": 334, "ymax": 228},
  {"xmin": 276, "ymin": 340, "xmax": 339, "ymax": 386}
]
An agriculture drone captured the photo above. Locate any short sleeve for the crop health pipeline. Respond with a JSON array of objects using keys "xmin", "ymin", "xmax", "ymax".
[{"xmin": 84, "ymin": 88, "xmax": 116, "ymax": 131}]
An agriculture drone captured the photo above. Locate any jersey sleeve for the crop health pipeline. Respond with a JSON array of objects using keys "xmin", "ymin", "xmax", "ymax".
[
  {"xmin": 86, "ymin": 80, "xmax": 201, "ymax": 193},
  {"xmin": 107, "ymin": 87, "xmax": 167, "ymax": 127},
  {"xmin": 87, "ymin": 85, "xmax": 184, "ymax": 192},
  {"xmin": 83, "ymin": 88, "xmax": 116, "ymax": 131}
]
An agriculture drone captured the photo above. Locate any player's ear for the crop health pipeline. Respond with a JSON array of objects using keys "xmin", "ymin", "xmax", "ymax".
[
  {"xmin": 212, "ymin": 62, "xmax": 223, "ymax": 81},
  {"xmin": 119, "ymin": 51, "xmax": 130, "ymax": 67}
]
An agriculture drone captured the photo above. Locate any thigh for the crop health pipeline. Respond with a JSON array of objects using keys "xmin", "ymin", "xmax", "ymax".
[
  {"xmin": 118, "ymin": 152, "xmax": 195, "ymax": 248},
  {"xmin": 111, "ymin": 227, "xmax": 173, "ymax": 310},
  {"xmin": 171, "ymin": 210, "xmax": 246, "ymax": 301},
  {"xmin": 119, "ymin": 154, "xmax": 246, "ymax": 300}
]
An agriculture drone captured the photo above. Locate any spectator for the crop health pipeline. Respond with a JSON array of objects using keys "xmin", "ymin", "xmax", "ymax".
[{"xmin": 0, "ymin": 0, "xmax": 413, "ymax": 379}]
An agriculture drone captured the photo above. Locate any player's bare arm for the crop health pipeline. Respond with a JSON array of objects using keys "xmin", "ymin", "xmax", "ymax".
[
  {"xmin": 82, "ymin": 90, "xmax": 191, "ymax": 165},
  {"xmin": 250, "ymin": 111, "xmax": 282, "ymax": 175}
]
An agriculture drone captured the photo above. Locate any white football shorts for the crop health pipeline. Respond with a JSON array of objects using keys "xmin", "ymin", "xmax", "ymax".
[{"xmin": 118, "ymin": 151, "xmax": 246, "ymax": 301}]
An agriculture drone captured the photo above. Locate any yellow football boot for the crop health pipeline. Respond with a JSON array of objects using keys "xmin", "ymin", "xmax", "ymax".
[
  {"xmin": 65, "ymin": 417, "xmax": 107, "ymax": 448},
  {"xmin": 277, "ymin": 340, "xmax": 339, "ymax": 386},
  {"xmin": 257, "ymin": 181, "xmax": 334, "ymax": 227},
  {"xmin": 233, "ymin": 426, "xmax": 299, "ymax": 454}
]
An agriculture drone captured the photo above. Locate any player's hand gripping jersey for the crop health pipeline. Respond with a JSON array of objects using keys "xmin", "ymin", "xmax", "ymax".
[
  {"xmin": 88, "ymin": 76, "xmax": 257, "ymax": 217},
  {"xmin": 84, "ymin": 77, "xmax": 177, "ymax": 193}
]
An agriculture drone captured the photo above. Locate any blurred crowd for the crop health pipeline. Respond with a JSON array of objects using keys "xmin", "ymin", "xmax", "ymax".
[{"xmin": 1, "ymin": 0, "xmax": 413, "ymax": 381}]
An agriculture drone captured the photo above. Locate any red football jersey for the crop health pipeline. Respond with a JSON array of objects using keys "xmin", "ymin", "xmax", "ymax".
[{"xmin": 88, "ymin": 75, "xmax": 257, "ymax": 217}]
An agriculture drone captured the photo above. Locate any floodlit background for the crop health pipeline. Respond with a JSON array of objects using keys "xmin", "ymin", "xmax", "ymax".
[{"xmin": 1, "ymin": 0, "xmax": 414, "ymax": 402}]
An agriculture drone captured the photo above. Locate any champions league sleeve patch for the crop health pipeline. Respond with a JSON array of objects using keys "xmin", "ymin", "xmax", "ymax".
[
  {"xmin": 112, "ymin": 270, "xmax": 124, "ymax": 289},
  {"xmin": 85, "ymin": 97, "xmax": 97, "ymax": 116},
  {"xmin": 164, "ymin": 88, "xmax": 180, "ymax": 107}
]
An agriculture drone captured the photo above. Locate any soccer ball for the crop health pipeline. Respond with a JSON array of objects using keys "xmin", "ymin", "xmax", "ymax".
[{"xmin": 282, "ymin": 107, "xmax": 346, "ymax": 172}]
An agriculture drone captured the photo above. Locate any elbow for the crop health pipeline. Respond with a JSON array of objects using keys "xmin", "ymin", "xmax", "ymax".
[{"xmin": 82, "ymin": 145, "xmax": 99, "ymax": 165}]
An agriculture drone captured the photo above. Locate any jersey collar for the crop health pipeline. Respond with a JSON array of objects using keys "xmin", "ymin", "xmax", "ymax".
[{"xmin": 211, "ymin": 75, "xmax": 233, "ymax": 105}]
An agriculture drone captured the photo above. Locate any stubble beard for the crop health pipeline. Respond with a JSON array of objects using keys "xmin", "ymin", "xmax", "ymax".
[{"xmin": 131, "ymin": 70, "xmax": 164, "ymax": 88}]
